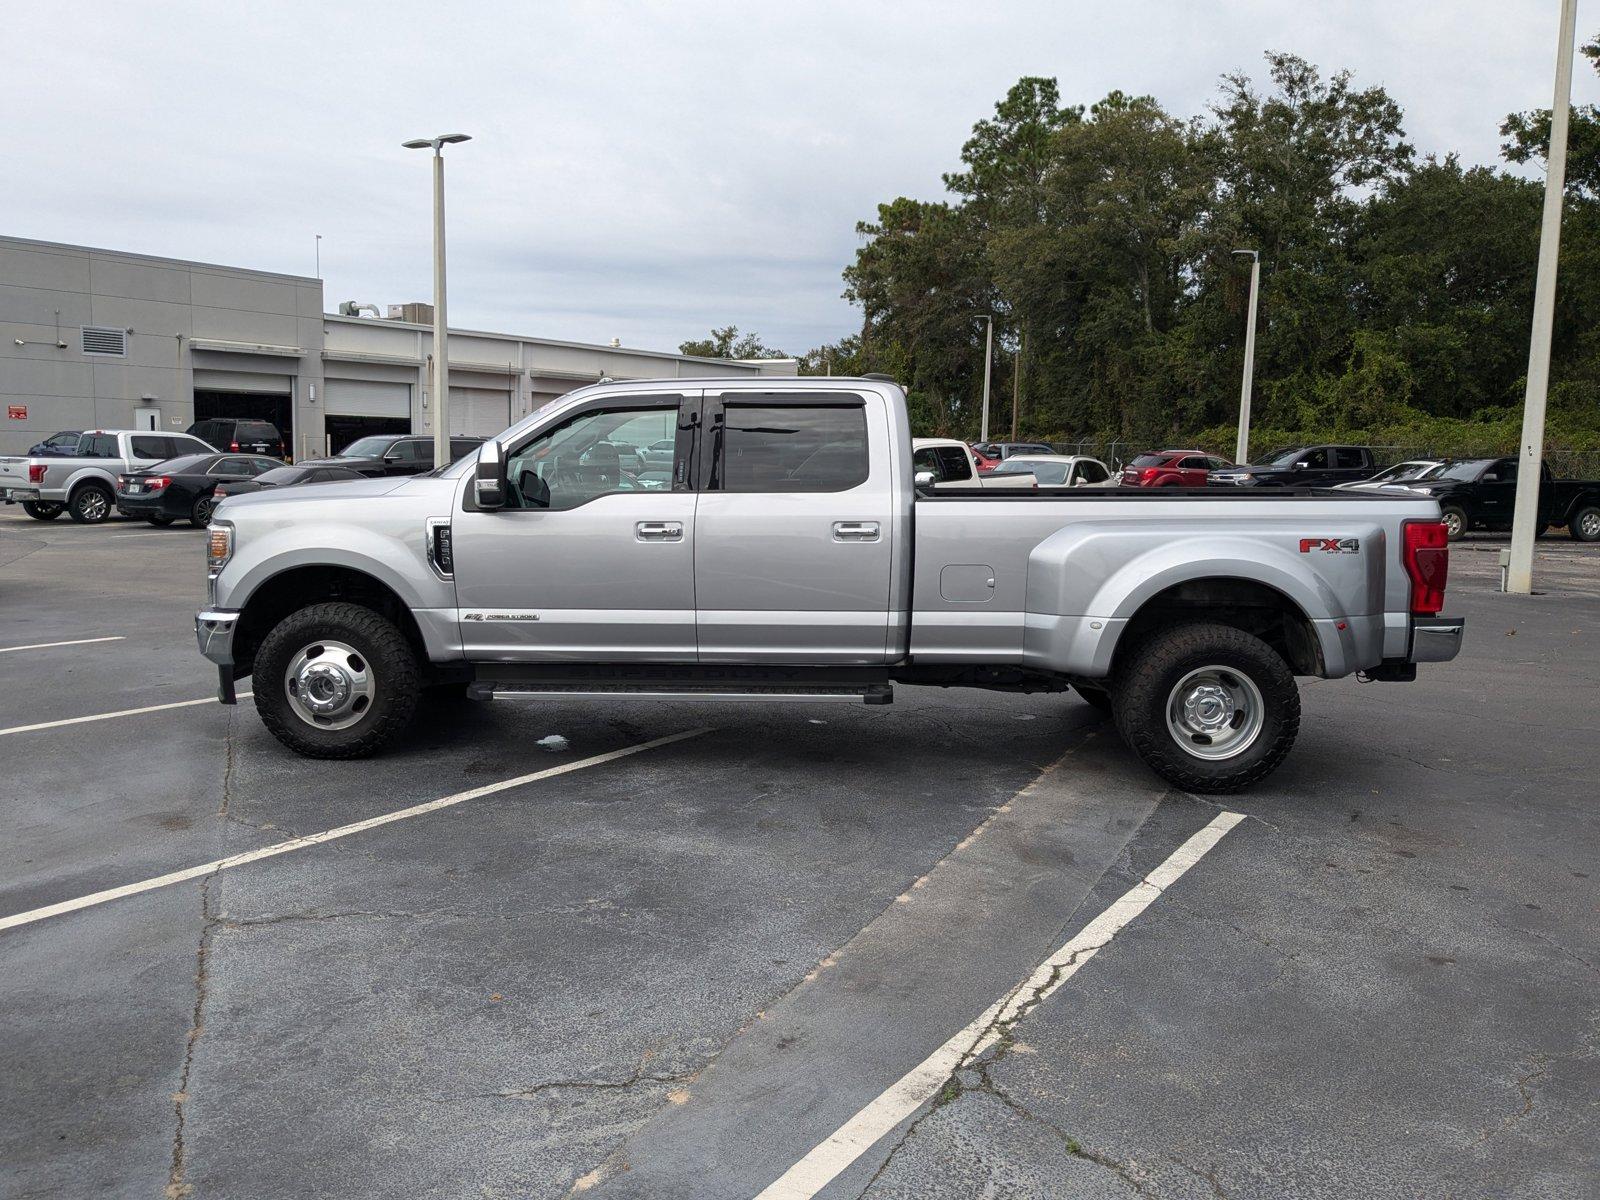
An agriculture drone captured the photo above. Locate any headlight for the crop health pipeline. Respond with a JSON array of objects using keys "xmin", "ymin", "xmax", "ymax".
[{"xmin": 206, "ymin": 522, "xmax": 234, "ymax": 571}]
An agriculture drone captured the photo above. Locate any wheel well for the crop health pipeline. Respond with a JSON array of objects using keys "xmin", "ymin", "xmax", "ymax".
[
  {"xmin": 1112, "ymin": 578, "xmax": 1321, "ymax": 677},
  {"xmin": 233, "ymin": 565, "xmax": 427, "ymax": 678},
  {"xmin": 70, "ymin": 476, "xmax": 113, "ymax": 496}
]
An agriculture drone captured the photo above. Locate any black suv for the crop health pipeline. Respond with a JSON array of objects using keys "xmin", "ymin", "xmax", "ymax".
[
  {"xmin": 300, "ymin": 434, "xmax": 485, "ymax": 477},
  {"xmin": 1208, "ymin": 445, "xmax": 1376, "ymax": 488},
  {"xmin": 188, "ymin": 418, "xmax": 286, "ymax": 458}
]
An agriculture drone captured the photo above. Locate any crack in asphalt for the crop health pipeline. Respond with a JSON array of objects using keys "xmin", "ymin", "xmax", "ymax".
[
  {"xmin": 165, "ymin": 869, "xmax": 222, "ymax": 1199},
  {"xmin": 1470, "ymin": 1056, "xmax": 1550, "ymax": 1148},
  {"xmin": 427, "ymin": 1056, "xmax": 700, "ymax": 1105}
]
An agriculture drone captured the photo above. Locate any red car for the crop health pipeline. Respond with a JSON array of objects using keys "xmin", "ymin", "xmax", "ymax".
[
  {"xmin": 969, "ymin": 445, "xmax": 1001, "ymax": 473},
  {"xmin": 1120, "ymin": 450, "xmax": 1233, "ymax": 487}
]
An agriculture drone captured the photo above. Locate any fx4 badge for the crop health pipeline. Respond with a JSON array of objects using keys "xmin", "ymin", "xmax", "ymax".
[{"xmin": 1300, "ymin": 537, "xmax": 1360, "ymax": 554}]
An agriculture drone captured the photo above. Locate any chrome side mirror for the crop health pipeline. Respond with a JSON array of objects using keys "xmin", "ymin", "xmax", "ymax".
[
  {"xmin": 474, "ymin": 441, "xmax": 507, "ymax": 509},
  {"xmin": 914, "ymin": 469, "xmax": 936, "ymax": 488}
]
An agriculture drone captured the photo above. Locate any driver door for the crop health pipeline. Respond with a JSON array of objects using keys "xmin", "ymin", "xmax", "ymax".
[{"xmin": 450, "ymin": 390, "xmax": 700, "ymax": 661}]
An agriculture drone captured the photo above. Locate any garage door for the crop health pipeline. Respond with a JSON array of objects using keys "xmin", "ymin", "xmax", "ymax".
[
  {"xmin": 449, "ymin": 386, "xmax": 512, "ymax": 438},
  {"xmin": 325, "ymin": 379, "xmax": 411, "ymax": 419}
]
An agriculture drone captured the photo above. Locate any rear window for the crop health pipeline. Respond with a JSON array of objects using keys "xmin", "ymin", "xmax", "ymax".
[
  {"xmin": 1129, "ymin": 453, "xmax": 1169, "ymax": 468},
  {"xmin": 150, "ymin": 454, "xmax": 215, "ymax": 474},
  {"xmin": 236, "ymin": 422, "xmax": 280, "ymax": 440},
  {"xmin": 719, "ymin": 402, "xmax": 868, "ymax": 493}
]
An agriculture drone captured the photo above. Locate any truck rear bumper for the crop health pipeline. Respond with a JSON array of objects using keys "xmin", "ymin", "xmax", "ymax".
[
  {"xmin": 195, "ymin": 609, "xmax": 241, "ymax": 703},
  {"xmin": 1409, "ymin": 616, "xmax": 1465, "ymax": 663}
]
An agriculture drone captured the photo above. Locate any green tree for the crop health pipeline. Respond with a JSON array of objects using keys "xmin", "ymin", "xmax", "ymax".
[{"xmin": 679, "ymin": 326, "xmax": 787, "ymax": 360}]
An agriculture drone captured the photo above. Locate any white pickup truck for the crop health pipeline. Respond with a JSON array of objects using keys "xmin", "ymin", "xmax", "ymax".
[
  {"xmin": 912, "ymin": 438, "xmax": 1037, "ymax": 489},
  {"xmin": 195, "ymin": 376, "xmax": 1463, "ymax": 792},
  {"xmin": 1, "ymin": 429, "xmax": 216, "ymax": 522}
]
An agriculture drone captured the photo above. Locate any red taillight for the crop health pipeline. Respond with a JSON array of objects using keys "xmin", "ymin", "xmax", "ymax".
[
  {"xmin": 28, "ymin": 464, "xmax": 46, "ymax": 483},
  {"xmin": 1403, "ymin": 520, "xmax": 1449, "ymax": 615},
  {"xmin": 1140, "ymin": 467, "xmax": 1159, "ymax": 483},
  {"xmin": 145, "ymin": 475, "xmax": 172, "ymax": 491}
]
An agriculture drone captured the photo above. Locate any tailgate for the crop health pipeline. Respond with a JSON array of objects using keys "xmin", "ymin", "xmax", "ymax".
[{"xmin": 0, "ymin": 458, "xmax": 31, "ymax": 490}]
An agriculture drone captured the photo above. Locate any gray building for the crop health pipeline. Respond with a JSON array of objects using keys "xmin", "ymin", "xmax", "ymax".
[{"xmin": 0, "ymin": 235, "xmax": 794, "ymax": 456}]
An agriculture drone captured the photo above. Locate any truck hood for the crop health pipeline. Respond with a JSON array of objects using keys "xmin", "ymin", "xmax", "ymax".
[{"xmin": 215, "ymin": 475, "xmax": 415, "ymax": 512}]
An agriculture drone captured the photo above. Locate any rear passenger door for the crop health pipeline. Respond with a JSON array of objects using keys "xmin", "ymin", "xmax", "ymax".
[{"xmin": 693, "ymin": 391, "xmax": 894, "ymax": 663}]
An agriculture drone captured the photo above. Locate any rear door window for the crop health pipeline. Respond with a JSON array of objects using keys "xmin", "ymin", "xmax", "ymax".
[
  {"xmin": 1076, "ymin": 460, "xmax": 1110, "ymax": 483},
  {"xmin": 130, "ymin": 436, "xmax": 168, "ymax": 459},
  {"xmin": 716, "ymin": 402, "xmax": 868, "ymax": 493},
  {"xmin": 82, "ymin": 435, "xmax": 119, "ymax": 458}
]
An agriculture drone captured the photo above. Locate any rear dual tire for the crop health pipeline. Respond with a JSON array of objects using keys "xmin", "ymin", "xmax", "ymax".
[
  {"xmin": 1112, "ymin": 622, "xmax": 1299, "ymax": 794},
  {"xmin": 254, "ymin": 603, "xmax": 420, "ymax": 759}
]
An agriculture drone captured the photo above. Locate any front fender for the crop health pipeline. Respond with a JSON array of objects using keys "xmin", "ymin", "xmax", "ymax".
[{"xmin": 215, "ymin": 521, "xmax": 453, "ymax": 619}]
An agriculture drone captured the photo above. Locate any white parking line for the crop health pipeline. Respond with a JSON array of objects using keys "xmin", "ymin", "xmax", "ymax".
[
  {"xmin": 0, "ymin": 693, "xmax": 253, "ymax": 737},
  {"xmin": 0, "ymin": 727, "xmax": 711, "ymax": 934},
  {"xmin": 0, "ymin": 636, "xmax": 125, "ymax": 654},
  {"xmin": 753, "ymin": 809, "xmax": 1247, "ymax": 1200}
]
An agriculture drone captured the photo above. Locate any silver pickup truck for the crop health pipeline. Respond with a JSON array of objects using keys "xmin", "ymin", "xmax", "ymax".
[
  {"xmin": 1, "ymin": 429, "xmax": 215, "ymax": 522},
  {"xmin": 195, "ymin": 377, "xmax": 1463, "ymax": 792}
]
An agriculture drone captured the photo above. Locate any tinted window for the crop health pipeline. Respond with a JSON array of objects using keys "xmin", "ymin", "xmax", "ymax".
[
  {"xmin": 1331, "ymin": 447, "xmax": 1366, "ymax": 469},
  {"xmin": 1493, "ymin": 459, "xmax": 1518, "ymax": 482},
  {"xmin": 342, "ymin": 436, "xmax": 395, "ymax": 458},
  {"xmin": 1298, "ymin": 448, "xmax": 1329, "ymax": 469},
  {"xmin": 448, "ymin": 439, "xmax": 480, "ymax": 461},
  {"xmin": 720, "ymin": 403, "xmax": 868, "ymax": 493},
  {"xmin": 254, "ymin": 467, "xmax": 302, "ymax": 485},
  {"xmin": 81, "ymin": 435, "xmax": 118, "ymax": 458},
  {"xmin": 392, "ymin": 440, "xmax": 428, "ymax": 462},
  {"xmin": 130, "ymin": 436, "xmax": 169, "ymax": 459},
  {"xmin": 505, "ymin": 404, "xmax": 677, "ymax": 511},
  {"xmin": 914, "ymin": 445, "xmax": 972, "ymax": 484},
  {"xmin": 150, "ymin": 454, "xmax": 215, "ymax": 474},
  {"xmin": 1130, "ymin": 453, "xmax": 1168, "ymax": 468},
  {"xmin": 1078, "ymin": 460, "xmax": 1110, "ymax": 483},
  {"xmin": 236, "ymin": 421, "xmax": 279, "ymax": 440},
  {"xmin": 1179, "ymin": 456, "xmax": 1209, "ymax": 470}
]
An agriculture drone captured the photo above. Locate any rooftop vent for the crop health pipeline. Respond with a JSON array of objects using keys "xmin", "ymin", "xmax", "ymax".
[{"xmin": 81, "ymin": 326, "xmax": 127, "ymax": 357}]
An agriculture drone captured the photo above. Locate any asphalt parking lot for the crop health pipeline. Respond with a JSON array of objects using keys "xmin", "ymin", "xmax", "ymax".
[{"xmin": 2, "ymin": 509, "xmax": 1597, "ymax": 1200}]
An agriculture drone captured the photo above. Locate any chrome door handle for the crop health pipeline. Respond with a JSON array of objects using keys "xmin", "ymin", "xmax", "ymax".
[
  {"xmin": 833, "ymin": 521, "xmax": 880, "ymax": 542},
  {"xmin": 635, "ymin": 521, "xmax": 683, "ymax": 542}
]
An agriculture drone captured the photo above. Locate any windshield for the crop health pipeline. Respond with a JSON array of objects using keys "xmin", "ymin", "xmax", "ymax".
[
  {"xmin": 339, "ymin": 436, "xmax": 395, "ymax": 457},
  {"xmin": 1252, "ymin": 447, "xmax": 1303, "ymax": 466},
  {"xmin": 1429, "ymin": 459, "xmax": 1494, "ymax": 482}
]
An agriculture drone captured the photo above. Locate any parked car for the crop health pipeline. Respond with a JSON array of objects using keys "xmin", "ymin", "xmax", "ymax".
[
  {"xmin": 991, "ymin": 454, "xmax": 1114, "ymax": 489},
  {"xmin": 298, "ymin": 434, "xmax": 484, "ymax": 478},
  {"xmin": 213, "ymin": 463, "xmax": 368, "ymax": 499},
  {"xmin": 913, "ymin": 438, "xmax": 1038, "ymax": 489},
  {"xmin": 1208, "ymin": 445, "xmax": 1377, "ymax": 488},
  {"xmin": 1332, "ymin": 459, "xmax": 1446, "ymax": 492},
  {"xmin": 195, "ymin": 376, "xmax": 1463, "ymax": 794},
  {"xmin": 1120, "ymin": 450, "xmax": 1233, "ymax": 487},
  {"xmin": 0, "ymin": 429, "xmax": 216, "ymax": 522},
  {"xmin": 116, "ymin": 453, "xmax": 282, "ymax": 527},
  {"xmin": 28, "ymin": 431, "xmax": 83, "ymax": 457},
  {"xmin": 973, "ymin": 441, "xmax": 1056, "ymax": 463},
  {"xmin": 1397, "ymin": 456, "xmax": 1600, "ymax": 541},
  {"xmin": 187, "ymin": 418, "xmax": 287, "ymax": 459},
  {"xmin": 968, "ymin": 445, "xmax": 1002, "ymax": 473}
]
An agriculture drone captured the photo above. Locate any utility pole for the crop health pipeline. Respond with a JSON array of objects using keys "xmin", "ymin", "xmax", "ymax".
[
  {"xmin": 402, "ymin": 133, "xmax": 472, "ymax": 467},
  {"xmin": 1507, "ymin": 0, "xmax": 1579, "ymax": 594},
  {"xmin": 979, "ymin": 315, "xmax": 994, "ymax": 442},
  {"xmin": 1232, "ymin": 250, "xmax": 1261, "ymax": 465},
  {"xmin": 1010, "ymin": 332, "xmax": 1023, "ymax": 440}
]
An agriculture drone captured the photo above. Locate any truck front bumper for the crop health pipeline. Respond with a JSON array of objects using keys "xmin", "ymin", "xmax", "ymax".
[
  {"xmin": 195, "ymin": 609, "xmax": 241, "ymax": 703},
  {"xmin": 1409, "ymin": 615, "xmax": 1465, "ymax": 663}
]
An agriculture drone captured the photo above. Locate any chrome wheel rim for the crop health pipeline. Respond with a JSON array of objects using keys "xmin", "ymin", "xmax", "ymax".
[
  {"xmin": 1165, "ymin": 666, "xmax": 1265, "ymax": 761},
  {"xmin": 284, "ymin": 639, "xmax": 374, "ymax": 730},
  {"xmin": 79, "ymin": 491, "xmax": 109, "ymax": 520},
  {"xmin": 1580, "ymin": 511, "xmax": 1600, "ymax": 540},
  {"xmin": 1443, "ymin": 511, "xmax": 1464, "ymax": 538},
  {"xmin": 194, "ymin": 496, "xmax": 215, "ymax": 523}
]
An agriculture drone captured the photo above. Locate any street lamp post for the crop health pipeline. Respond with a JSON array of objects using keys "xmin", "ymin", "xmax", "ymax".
[
  {"xmin": 402, "ymin": 133, "xmax": 471, "ymax": 467},
  {"xmin": 1232, "ymin": 249, "xmax": 1261, "ymax": 465},
  {"xmin": 979, "ymin": 315, "xmax": 994, "ymax": 443},
  {"xmin": 1507, "ymin": 0, "xmax": 1579, "ymax": 595}
]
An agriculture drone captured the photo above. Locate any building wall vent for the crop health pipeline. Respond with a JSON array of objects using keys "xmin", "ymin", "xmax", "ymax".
[{"xmin": 81, "ymin": 326, "xmax": 128, "ymax": 357}]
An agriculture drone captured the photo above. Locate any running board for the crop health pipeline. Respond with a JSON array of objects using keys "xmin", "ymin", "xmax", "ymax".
[{"xmin": 467, "ymin": 664, "xmax": 893, "ymax": 706}]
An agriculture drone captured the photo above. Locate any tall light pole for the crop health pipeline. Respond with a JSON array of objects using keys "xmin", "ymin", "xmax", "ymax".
[
  {"xmin": 1507, "ymin": 0, "xmax": 1579, "ymax": 595},
  {"xmin": 402, "ymin": 132, "xmax": 471, "ymax": 466},
  {"xmin": 1232, "ymin": 249, "xmax": 1261, "ymax": 465},
  {"xmin": 979, "ymin": 315, "xmax": 994, "ymax": 442}
]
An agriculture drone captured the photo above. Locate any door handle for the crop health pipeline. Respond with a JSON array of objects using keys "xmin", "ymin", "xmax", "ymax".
[
  {"xmin": 636, "ymin": 521, "xmax": 683, "ymax": 542},
  {"xmin": 833, "ymin": 521, "xmax": 880, "ymax": 542}
]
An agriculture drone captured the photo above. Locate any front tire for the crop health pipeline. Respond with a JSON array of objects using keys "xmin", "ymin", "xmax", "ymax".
[
  {"xmin": 1571, "ymin": 504, "xmax": 1600, "ymax": 543},
  {"xmin": 22, "ymin": 501, "xmax": 63, "ymax": 521},
  {"xmin": 253, "ymin": 602, "xmax": 420, "ymax": 759},
  {"xmin": 68, "ymin": 484, "xmax": 114, "ymax": 524},
  {"xmin": 1112, "ymin": 622, "xmax": 1300, "ymax": 794}
]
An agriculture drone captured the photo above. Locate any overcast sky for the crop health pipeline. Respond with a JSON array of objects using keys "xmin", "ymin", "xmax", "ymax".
[{"xmin": 4, "ymin": 1, "xmax": 1596, "ymax": 356}]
